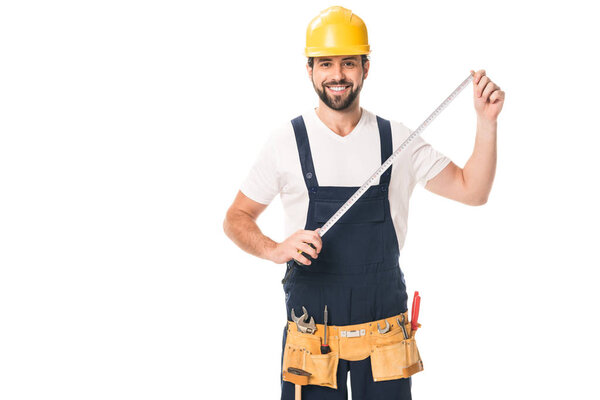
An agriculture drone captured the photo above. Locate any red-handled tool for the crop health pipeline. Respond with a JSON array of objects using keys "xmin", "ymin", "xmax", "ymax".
[{"xmin": 411, "ymin": 291, "xmax": 421, "ymax": 335}]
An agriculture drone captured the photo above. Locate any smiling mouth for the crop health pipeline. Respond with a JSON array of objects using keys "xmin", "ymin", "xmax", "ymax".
[{"xmin": 325, "ymin": 85, "xmax": 351, "ymax": 94}]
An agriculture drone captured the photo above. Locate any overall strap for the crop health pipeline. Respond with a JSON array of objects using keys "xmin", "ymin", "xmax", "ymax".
[
  {"xmin": 291, "ymin": 116, "xmax": 319, "ymax": 190},
  {"xmin": 376, "ymin": 116, "xmax": 393, "ymax": 186}
]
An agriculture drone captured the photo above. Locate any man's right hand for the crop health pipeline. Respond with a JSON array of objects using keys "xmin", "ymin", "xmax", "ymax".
[{"xmin": 268, "ymin": 229, "xmax": 322, "ymax": 265}]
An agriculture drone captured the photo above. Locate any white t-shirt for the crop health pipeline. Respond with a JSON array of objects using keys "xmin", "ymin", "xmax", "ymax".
[{"xmin": 240, "ymin": 108, "xmax": 451, "ymax": 251}]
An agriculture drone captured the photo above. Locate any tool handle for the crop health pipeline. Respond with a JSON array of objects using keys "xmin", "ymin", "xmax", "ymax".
[
  {"xmin": 411, "ymin": 291, "xmax": 421, "ymax": 333},
  {"xmin": 320, "ymin": 345, "xmax": 331, "ymax": 354}
]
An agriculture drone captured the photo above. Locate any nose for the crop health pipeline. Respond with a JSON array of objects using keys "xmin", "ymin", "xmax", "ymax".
[{"xmin": 330, "ymin": 63, "xmax": 344, "ymax": 81}]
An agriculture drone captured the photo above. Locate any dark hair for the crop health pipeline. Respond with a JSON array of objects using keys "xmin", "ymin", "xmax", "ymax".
[{"xmin": 307, "ymin": 54, "xmax": 369, "ymax": 68}]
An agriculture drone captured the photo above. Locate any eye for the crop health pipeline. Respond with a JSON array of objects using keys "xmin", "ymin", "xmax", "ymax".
[
  {"xmin": 320, "ymin": 62, "xmax": 331, "ymax": 67},
  {"xmin": 344, "ymin": 61, "xmax": 356, "ymax": 67}
]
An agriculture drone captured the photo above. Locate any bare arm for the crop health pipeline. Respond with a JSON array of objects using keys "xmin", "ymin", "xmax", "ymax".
[
  {"xmin": 425, "ymin": 69, "xmax": 504, "ymax": 206},
  {"xmin": 223, "ymin": 190, "xmax": 274, "ymax": 259},
  {"xmin": 223, "ymin": 191, "xmax": 322, "ymax": 264}
]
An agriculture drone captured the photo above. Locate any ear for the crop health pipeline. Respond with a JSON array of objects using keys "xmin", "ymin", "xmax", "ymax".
[
  {"xmin": 306, "ymin": 63, "xmax": 313, "ymax": 80},
  {"xmin": 362, "ymin": 60, "xmax": 370, "ymax": 80}
]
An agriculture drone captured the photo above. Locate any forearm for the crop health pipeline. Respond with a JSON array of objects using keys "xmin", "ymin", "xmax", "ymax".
[
  {"xmin": 462, "ymin": 118, "xmax": 497, "ymax": 204},
  {"xmin": 223, "ymin": 209, "xmax": 277, "ymax": 261}
]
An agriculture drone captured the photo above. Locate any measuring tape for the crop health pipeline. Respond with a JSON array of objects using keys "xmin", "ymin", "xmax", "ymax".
[
  {"xmin": 318, "ymin": 74, "xmax": 473, "ymax": 237},
  {"xmin": 290, "ymin": 74, "xmax": 473, "ymax": 268}
]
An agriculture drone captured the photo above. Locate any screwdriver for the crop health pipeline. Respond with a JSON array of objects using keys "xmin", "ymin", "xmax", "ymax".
[{"xmin": 320, "ymin": 305, "xmax": 331, "ymax": 354}]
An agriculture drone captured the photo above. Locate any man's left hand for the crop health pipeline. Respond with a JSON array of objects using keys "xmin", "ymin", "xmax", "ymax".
[{"xmin": 471, "ymin": 69, "xmax": 505, "ymax": 122}]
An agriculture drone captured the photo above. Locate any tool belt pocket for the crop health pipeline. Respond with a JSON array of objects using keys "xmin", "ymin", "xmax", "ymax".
[
  {"xmin": 370, "ymin": 333, "xmax": 423, "ymax": 382},
  {"xmin": 282, "ymin": 331, "xmax": 339, "ymax": 389}
]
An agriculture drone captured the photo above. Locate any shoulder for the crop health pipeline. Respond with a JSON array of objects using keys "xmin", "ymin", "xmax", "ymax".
[{"xmin": 260, "ymin": 117, "xmax": 298, "ymax": 150}]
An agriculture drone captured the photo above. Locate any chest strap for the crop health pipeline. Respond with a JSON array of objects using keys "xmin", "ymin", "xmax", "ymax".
[{"xmin": 290, "ymin": 114, "xmax": 394, "ymax": 191}]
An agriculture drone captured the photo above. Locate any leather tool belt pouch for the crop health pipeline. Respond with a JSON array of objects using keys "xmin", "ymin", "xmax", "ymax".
[
  {"xmin": 282, "ymin": 326, "xmax": 340, "ymax": 388},
  {"xmin": 282, "ymin": 312, "xmax": 423, "ymax": 388}
]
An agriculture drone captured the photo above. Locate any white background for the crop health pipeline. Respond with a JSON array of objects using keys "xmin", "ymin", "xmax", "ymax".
[{"xmin": 1, "ymin": 0, "xmax": 599, "ymax": 399}]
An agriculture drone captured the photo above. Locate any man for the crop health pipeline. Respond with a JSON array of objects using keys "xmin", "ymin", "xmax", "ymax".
[{"xmin": 223, "ymin": 6, "xmax": 504, "ymax": 400}]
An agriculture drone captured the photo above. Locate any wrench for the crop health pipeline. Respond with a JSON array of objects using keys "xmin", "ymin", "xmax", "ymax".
[
  {"xmin": 396, "ymin": 315, "xmax": 409, "ymax": 339},
  {"xmin": 291, "ymin": 306, "xmax": 317, "ymax": 334},
  {"xmin": 377, "ymin": 320, "xmax": 390, "ymax": 334}
]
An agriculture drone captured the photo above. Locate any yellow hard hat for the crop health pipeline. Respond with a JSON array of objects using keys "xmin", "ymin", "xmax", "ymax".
[{"xmin": 305, "ymin": 6, "xmax": 370, "ymax": 57}]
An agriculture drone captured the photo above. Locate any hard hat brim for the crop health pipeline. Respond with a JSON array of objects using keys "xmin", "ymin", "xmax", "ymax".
[{"xmin": 305, "ymin": 45, "xmax": 371, "ymax": 57}]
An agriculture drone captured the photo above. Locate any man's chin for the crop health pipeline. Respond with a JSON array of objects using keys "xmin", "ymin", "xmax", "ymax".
[
  {"xmin": 323, "ymin": 93, "xmax": 351, "ymax": 108},
  {"xmin": 329, "ymin": 99, "xmax": 356, "ymax": 111},
  {"xmin": 327, "ymin": 98, "xmax": 346, "ymax": 108},
  {"xmin": 314, "ymin": 86, "xmax": 359, "ymax": 111}
]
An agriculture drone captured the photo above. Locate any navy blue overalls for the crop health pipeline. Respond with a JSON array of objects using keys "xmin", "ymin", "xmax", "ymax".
[{"xmin": 281, "ymin": 115, "xmax": 412, "ymax": 400}]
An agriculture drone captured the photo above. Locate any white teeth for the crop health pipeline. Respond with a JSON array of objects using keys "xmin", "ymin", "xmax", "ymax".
[{"xmin": 329, "ymin": 86, "xmax": 347, "ymax": 92}]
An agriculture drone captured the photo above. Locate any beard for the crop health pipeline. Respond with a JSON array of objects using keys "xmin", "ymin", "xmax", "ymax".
[{"xmin": 313, "ymin": 78, "xmax": 363, "ymax": 111}]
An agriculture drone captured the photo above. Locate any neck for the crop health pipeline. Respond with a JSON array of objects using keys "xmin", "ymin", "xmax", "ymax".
[{"xmin": 315, "ymin": 99, "xmax": 362, "ymax": 137}]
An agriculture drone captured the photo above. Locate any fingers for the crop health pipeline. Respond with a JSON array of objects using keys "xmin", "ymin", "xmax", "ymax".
[
  {"xmin": 285, "ymin": 229, "xmax": 323, "ymax": 265},
  {"xmin": 293, "ymin": 251, "xmax": 313, "ymax": 266},
  {"xmin": 471, "ymin": 68, "xmax": 503, "ymax": 103},
  {"xmin": 481, "ymin": 81, "xmax": 499, "ymax": 102},
  {"xmin": 489, "ymin": 89, "xmax": 505, "ymax": 104},
  {"xmin": 475, "ymin": 75, "xmax": 490, "ymax": 98},
  {"xmin": 298, "ymin": 242, "xmax": 319, "ymax": 259},
  {"xmin": 298, "ymin": 229, "xmax": 323, "ymax": 253},
  {"xmin": 471, "ymin": 69, "xmax": 486, "ymax": 84},
  {"xmin": 312, "ymin": 229, "xmax": 323, "ymax": 252},
  {"xmin": 471, "ymin": 69, "xmax": 488, "ymax": 97}
]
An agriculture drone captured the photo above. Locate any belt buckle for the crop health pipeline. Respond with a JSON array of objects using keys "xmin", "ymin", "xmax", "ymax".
[{"xmin": 340, "ymin": 329, "xmax": 366, "ymax": 338}]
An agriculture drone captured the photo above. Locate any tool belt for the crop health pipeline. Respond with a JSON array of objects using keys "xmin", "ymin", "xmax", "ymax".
[{"xmin": 282, "ymin": 312, "xmax": 423, "ymax": 389}]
